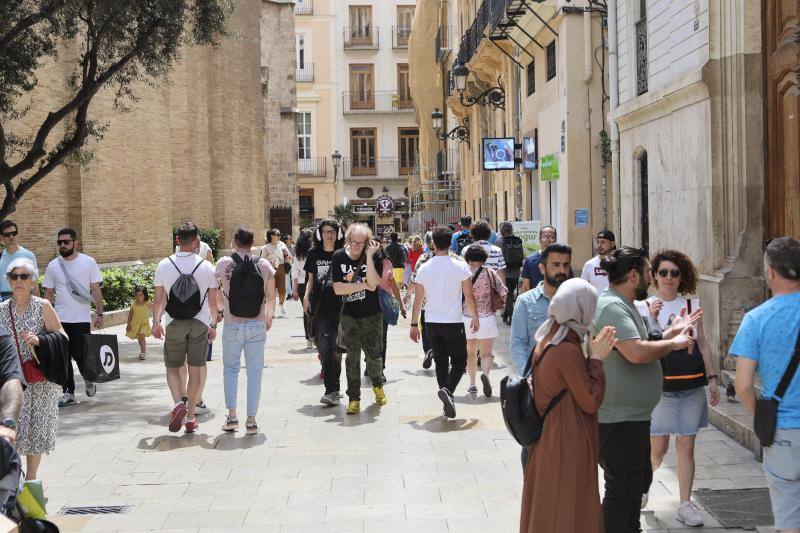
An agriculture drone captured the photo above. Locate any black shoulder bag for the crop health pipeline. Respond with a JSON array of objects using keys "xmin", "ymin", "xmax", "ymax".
[{"xmin": 754, "ymin": 327, "xmax": 800, "ymax": 447}]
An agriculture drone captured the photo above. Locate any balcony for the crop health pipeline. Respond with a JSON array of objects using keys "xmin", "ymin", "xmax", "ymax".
[
  {"xmin": 343, "ymin": 27, "xmax": 379, "ymax": 50},
  {"xmin": 298, "ymin": 156, "xmax": 327, "ymax": 177},
  {"xmin": 435, "ymin": 25, "xmax": 452, "ymax": 63},
  {"xmin": 343, "ymin": 157, "xmax": 414, "ymax": 181},
  {"xmin": 455, "ymin": 0, "xmax": 511, "ymax": 68},
  {"xmin": 296, "ymin": 63, "xmax": 314, "ymax": 82},
  {"xmin": 392, "ymin": 26, "xmax": 412, "ymax": 48},
  {"xmin": 294, "ymin": 0, "xmax": 312, "ymax": 15},
  {"xmin": 342, "ymin": 91, "xmax": 414, "ymax": 114}
]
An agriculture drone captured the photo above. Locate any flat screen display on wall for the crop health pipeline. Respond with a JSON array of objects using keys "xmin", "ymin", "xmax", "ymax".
[
  {"xmin": 523, "ymin": 135, "xmax": 537, "ymax": 170},
  {"xmin": 482, "ymin": 137, "xmax": 515, "ymax": 171}
]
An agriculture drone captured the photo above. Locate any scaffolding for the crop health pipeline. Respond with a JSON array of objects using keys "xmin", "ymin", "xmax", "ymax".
[{"xmin": 409, "ymin": 149, "xmax": 463, "ymax": 234}]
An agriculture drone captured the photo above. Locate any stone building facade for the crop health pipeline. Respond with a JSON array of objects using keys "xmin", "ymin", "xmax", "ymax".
[{"xmin": 4, "ymin": 0, "xmax": 297, "ymax": 263}]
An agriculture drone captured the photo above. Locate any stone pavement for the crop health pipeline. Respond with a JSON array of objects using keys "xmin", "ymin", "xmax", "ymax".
[{"xmin": 39, "ymin": 299, "xmax": 774, "ymax": 532}]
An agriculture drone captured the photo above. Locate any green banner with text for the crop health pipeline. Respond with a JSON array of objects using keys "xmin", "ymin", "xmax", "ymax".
[{"xmin": 540, "ymin": 154, "xmax": 560, "ymax": 181}]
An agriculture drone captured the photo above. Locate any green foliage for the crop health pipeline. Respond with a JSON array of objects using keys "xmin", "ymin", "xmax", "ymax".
[
  {"xmin": 597, "ymin": 130, "xmax": 612, "ymax": 165},
  {"xmin": 333, "ymin": 203, "xmax": 356, "ymax": 228}
]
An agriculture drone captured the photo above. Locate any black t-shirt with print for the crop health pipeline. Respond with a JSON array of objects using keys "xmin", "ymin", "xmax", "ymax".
[
  {"xmin": 331, "ymin": 248, "xmax": 383, "ymax": 318},
  {"xmin": 304, "ymin": 247, "xmax": 339, "ymax": 317}
]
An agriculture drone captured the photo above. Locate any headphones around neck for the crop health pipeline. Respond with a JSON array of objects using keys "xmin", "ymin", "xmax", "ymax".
[{"xmin": 316, "ymin": 223, "xmax": 344, "ymax": 241}]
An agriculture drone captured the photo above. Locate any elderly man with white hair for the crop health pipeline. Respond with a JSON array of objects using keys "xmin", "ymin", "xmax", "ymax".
[{"xmin": 0, "ymin": 258, "xmax": 69, "ymax": 481}]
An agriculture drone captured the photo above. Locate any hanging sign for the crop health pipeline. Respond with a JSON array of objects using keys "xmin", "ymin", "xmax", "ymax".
[
  {"xmin": 376, "ymin": 195, "xmax": 395, "ymax": 216},
  {"xmin": 540, "ymin": 154, "xmax": 560, "ymax": 181}
]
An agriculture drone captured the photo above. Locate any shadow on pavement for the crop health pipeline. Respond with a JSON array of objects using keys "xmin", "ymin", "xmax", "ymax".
[{"xmin": 407, "ymin": 417, "xmax": 481, "ymax": 433}]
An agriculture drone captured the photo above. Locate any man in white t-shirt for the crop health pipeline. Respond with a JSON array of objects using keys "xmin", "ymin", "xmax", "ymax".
[
  {"xmin": 581, "ymin": 229, "xmax": 616, "ymax": 293},
  {"xmin": 43, "ymin": 228, "xmax": 104, "ymax": 407},
  {"xmin": 411, "ymin": 227, "xmax": 479, "ymax": 419},
  {"xmin": 152, "ymin": 222, "xmax": 218, "ymax": 434}
]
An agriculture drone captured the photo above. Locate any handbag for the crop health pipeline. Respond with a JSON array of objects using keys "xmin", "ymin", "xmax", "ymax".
[
  {"xmin": 7, "ymin": 305, "xmax": 47, "ymax": 384},
  {"xmin": 500, "ymin": 345, "xmax": 567, "ymax": 447},
  {"xmin": 754, "ymin": 327, "xmax": 800, "ymax": 447},
  {"xmin": 81, "ymin": 332, "xmax": 120, "ymax": 383},
  {"xmin": 488, "ymin": 269, "xmax": 507, "ymax": 313}
]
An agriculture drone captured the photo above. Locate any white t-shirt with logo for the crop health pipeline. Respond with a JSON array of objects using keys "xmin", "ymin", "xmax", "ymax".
[
  {"xmin": 581, "ymin": 255, "xmax": 609, "ymax": 292},
  {"xmin": 155, "ymin": 252, "xmax": 217, "ymax": 326},
  {"xmin": 43, "ymin": 253, "xmax": 102, "ymax": 323},
  {"xmin": 414, "ymin": 255, "xmax": 473, "ymax": 323}
]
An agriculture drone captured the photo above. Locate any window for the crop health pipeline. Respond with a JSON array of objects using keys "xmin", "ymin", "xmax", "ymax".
[
  {"xmin": 639, "ymin": 151, "xmax": 649, "ymax": 253},
  {"xmin": 349, "ymin": 6, "xmax": 372, "ymax": 44},
  {"xmin": 526, "ymin": 60, "xmax": 535, "ymax": 96},
  {"xmin": 504, "ymin": 191, "xmax": 508, "ymax": 221},
  {"xmin": 397, "ymin": 64, "xmax": 412, "ymax": 108},
  {"xmin": 356, "ymin": 187, "xmax": 374, "ymax": 199},
  {"xmin": 297, "ymin": 112, "xmax": 312, "ymax": 160},
  {"xmin": 296, "ymin": 34, "xmax": 305, "ymax": 69},
  {"xmin": 635, "ymin": 2, "xmax": 648, "ymax": 95},
  {"xmin": 398, "ymin": 128, "xmax": 419, "ymax": 175},
  {"xmin": 349, "ymin": 64, "xmax": 374, "ymax": 109},
  {"xmin": 396, "ymin": 6, "xmax": 415, "ymax": 45},
  {"xmin": 546, "ymin": 41, "xmax": 556, "ymax": 81},
  {"xmin": 351, "ymin": 128, "xmax": 377, "ymax": 175}
]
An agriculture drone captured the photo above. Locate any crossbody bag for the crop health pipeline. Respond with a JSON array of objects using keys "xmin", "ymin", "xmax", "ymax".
[
  {"xmin": 754, "ymin": 326, "xmax": 800, "ymax": 447},
  {"xmin": 57, "ymin": 257, "xmax": 94, "ymax": 305}
]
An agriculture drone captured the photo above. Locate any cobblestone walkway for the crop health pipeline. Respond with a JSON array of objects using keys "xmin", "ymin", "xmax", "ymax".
[{"xmin": 40, "ymin": 300, "xmax": 773, "ymax": 532}]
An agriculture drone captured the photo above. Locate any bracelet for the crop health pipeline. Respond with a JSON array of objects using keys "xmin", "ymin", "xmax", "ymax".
[
  {"xmin": 410, "ymin": 323, "xmax": 418, "ymax": 328},
  {"xmin": 707, "ymin": 374, "xmax": 719, "ymax": 380}
]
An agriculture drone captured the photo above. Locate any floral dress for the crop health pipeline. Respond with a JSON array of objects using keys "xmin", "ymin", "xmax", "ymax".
[{"xmin": 0, "ymin": 298, "xmax": 61, "ymax": 455}]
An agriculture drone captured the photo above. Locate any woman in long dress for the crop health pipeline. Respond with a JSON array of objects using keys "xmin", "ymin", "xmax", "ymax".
[{"xmin": 519, "ymin": 278, "xmax": 616, "ymax": 533}]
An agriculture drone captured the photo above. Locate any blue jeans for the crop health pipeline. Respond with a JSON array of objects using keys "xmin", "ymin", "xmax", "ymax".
[{"xmin": 221, "ymin": 320, "xmax": 267, "ymax": 417}]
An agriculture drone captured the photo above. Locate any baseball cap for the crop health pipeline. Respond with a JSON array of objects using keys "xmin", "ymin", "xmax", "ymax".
[{"xmin": 597, "ymin": 229, "xmax": 616, "ymax": 242}]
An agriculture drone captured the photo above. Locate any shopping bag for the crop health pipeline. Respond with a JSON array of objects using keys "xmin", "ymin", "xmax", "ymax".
[
  {"xmin": 81, "ymin": 333, "xmax": 120, "ymax": 383},
  {"xmin": 17, "ymin": 481, "xmax": 46, "ymax": 520}
]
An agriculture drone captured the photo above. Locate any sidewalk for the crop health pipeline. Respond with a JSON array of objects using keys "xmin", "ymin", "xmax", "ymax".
[{"xmin": 40, "ymin": 299, "xmax": 772, "ymax": 532}]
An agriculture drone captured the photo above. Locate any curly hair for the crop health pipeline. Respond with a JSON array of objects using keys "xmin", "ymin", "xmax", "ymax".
[{"xmin": 650, "ymin": 249, "xmax": 698, "ymax": 295}]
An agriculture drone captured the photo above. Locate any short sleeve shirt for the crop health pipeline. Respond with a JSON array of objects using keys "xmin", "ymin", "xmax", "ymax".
[
  {"xmin": 590, "ymin": 288, "xmax": 662, "ymax": 423},
  {"xmin": 521, "ymin": 252, "xmax": 544, "ymax": 286},
  {"xmin": 43, "ymin": 253, "xmax": 102, "ymax": 323},
  {"xmin": 154, "ymin": 253, "xmax": 217, "ymax": 326},
  {"xmin": 730, "ymin": 292, "xmax": 800, "ymax": 429},
  {"xmin": 581, "ymin": 255, "xmax": 610, "ymax": 292},
  {"xmin": 304, "ymin": 247, "xmax": 339, "ymax": 317},
  {"xmin": 415, "ymin": 255, "xmax": 472, "ymax": 323},
  {"xmin": 463, "ymin": 267, "xmax": 507, "ymax": 318},
  {"xmin": 331, "ymin": 249, "xmax": 383, "ymax": 318},
  {"xmin": 215, "ymin": 253, "xmax": 275, "ymax": 322},
  {"xmin": 0, "ymin": 247, "xmax": 37, "ymax": 293},
  {"xmin": 462, "ymin": 241, "xmax": 506, "ymax": 271}
]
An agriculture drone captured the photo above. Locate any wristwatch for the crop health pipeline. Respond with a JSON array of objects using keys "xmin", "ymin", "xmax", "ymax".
[
  {"xmin": 96, "ymin": 313, "xmax": 104, "ymax": 317},
  {"xmin": 210, "ymin": 323, "xmax": 218, "ymax": 329},
  {"xmin": 0, "ymin": 418, "xmax": 17, "ymax": 430}
]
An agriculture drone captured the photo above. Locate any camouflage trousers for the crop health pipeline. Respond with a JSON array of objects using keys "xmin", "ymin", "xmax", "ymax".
[{"xmin": 341, "ymin": 312, "xmax": 385, "ymax": 401}]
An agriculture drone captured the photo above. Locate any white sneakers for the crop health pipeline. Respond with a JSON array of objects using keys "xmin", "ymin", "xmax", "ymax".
[
  {"xmin": 676, "ymin": 501, "xmax": 704, "ymax": 527},
  {"xmin": 279, "ymin": 304, "xmax": 287, "ymax": 317}
]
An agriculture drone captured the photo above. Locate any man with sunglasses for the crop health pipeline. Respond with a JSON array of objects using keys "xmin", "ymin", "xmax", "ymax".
[
  {"xmin": 0, "ymin": 221, "xmax": 38, "ymax": 302},
  {"xmin": 43, "ymin": 228, "xmax": 104, "ymax": 407}
]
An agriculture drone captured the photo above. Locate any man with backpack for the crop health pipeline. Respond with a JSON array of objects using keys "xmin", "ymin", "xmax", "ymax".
[
  {"xmin": 214, "ymin": 225, "xmax": 275, "ymax": 435},
  {"xmin": 496, "ymin": 222, "xmax": 525, "ymax": 324},
  {"xmin": 152, "ymin": 222, "xmax": 218, "ymax": 434},
  {"xmin": 384, "ymin": 233, "xmax": 407, "ymax": 287},
  {"xmin": 450, "ymin": 216, "xmax": 474, "ymax": 254}
]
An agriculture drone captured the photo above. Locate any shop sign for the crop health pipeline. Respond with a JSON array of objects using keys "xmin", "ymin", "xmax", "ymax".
[
  {"xmin": 353, "ymin": 204, "xmax": 374, "ymax": 214},
  {"xmin": 376, "ymin": 195, "xmax": 394, "ymax": 216},
  {"xmin": 510, "ymin": 220, "xmax": 542, "ymax": 254},
  {"xmin": 540, "ymin": 154, "xmax": 560, "ymax": 181}
]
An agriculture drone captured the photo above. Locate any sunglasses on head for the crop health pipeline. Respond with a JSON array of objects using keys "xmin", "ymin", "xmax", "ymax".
[
  {"xmin": 657, "ymin": 268, "xmax": 681, "ymax": 278},
  {"xmin": 8, "ymin": 273, "xmax": 31, "ymax": 281},
  {"xmin": 2, "ymin": 231, "xmax": 18, "ymax": 237},
  {"xmin": 57, "ymin": 239, "xmax": 73, "ymax": 246}
]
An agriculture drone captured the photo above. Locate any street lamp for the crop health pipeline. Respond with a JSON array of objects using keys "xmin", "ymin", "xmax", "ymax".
[
  {"xmin": 331, "ymin": 150, "xmax": 342, "ymax": 179},
  {"xmin": 451, "ymin": 61, "xmax": 505, "ymax": 110},
  {"xmin": 432, "ymin": 107, "xmax": 470, "ymax": 146}
]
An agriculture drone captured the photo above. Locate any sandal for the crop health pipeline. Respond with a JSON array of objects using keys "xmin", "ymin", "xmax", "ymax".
[
  {"xmin": 221, "ymin": 416, "xmax": 239, "ymax": 432},
  {"xmin": 139, "ymin": 353, "xmax": 147, "ymax": 361},
  {"xmin": 245, "ymin": 421, "xmax": 258, "ymax": 435}
]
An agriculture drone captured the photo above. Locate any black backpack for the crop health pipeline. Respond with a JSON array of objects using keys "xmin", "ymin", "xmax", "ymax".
[
  {"xmin": 501, "ymin": 235, "xmax": 525, "ymax": 269},
  {"xmin": 227, "ymin": 254, "xmax": 265, "ymax": 318},
  {"xmin": 165, "ymin": 257, "xmax": 206, "ymax": 320},
  {"xmin": 455, "ymin": 231, "xmax": 474, "ymax": 254}
]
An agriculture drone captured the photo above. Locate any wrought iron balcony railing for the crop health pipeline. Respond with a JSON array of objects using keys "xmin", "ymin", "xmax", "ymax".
[
  {"xmin": 298, "ymin": 156, "xmax": 327, "ymax": 177},
  {"xmin": 635, "ymin": 19, "xmax": 649, "ymax": 96},
  {"xmin": 294, "ymin": 0, "xmax": 312, "ymax": 15},
  {"xmin": 342, "ymin": 91, "xmax": 414, "ymax": 114},
  {"xmin": 343, "ymin": 27, "xmax": 380, "ymax": 49},
  {"xmin": 296, "ymin": 63, "xmax": 314, "ymax": 82},
  {"xmin": 343, "ymin": 157, "xmax": 415, "ymax": 181},
  {"xmin": 392, "ymin": 26, "xmax": 412, "ymax": 48}
]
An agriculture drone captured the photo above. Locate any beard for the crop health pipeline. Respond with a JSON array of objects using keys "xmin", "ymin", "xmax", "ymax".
[
  {"xmin": 634, "ymin": 275, "xmax": 649, "ymax": 300},
  {"xmin": 58, "ymin": 248, "xmax": 74, "ymax": 258},
  {"xmin": 545, "ymin": 273, "xmax": 568, "ymax": 288}
]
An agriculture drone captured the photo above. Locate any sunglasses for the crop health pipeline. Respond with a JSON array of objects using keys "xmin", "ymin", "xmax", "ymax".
[
  {"xmin": 57, "ymin": 239, "xmax": 73, "ymax": 246},
  {"xmin": 8, "ymin": 273, "xmax": 31, "ymax": 281},
  {"xmin": 657, "ymin": 269, "xmax": 681, "ymax": 278},
  {"xmin": 2, "ymin": 231, "xmax": 18, "ymax": 237}
]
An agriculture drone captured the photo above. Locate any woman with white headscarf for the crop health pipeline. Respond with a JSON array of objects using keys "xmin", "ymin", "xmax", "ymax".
[{"xmin": 519, "ymin": 278, "xmax": 617, "ymax": 533}]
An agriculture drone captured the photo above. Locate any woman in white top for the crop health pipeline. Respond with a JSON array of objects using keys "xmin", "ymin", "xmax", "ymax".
[{"xmin": 262, "ymin": 229, "xmax": 293, "ymax": 316}]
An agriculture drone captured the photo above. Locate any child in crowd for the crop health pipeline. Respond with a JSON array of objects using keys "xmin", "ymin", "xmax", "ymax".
[{"xmin": 126, "ymin": 285, "xmax": 152, "ymax": 360}]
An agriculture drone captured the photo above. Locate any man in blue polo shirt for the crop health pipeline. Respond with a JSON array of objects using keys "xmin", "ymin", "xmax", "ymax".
[
  {"xmin": 0, "ymin": 220, "xmax": 37, "ymax": 301},
  {"xmin": 732, "ymin": 237, "xmax": 800, "ymax": 533}
]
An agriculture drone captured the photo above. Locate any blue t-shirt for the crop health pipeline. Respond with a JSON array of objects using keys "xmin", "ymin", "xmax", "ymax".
[
  {"xmin": 449, "ymin": 229, "xmax": 470, "ymax": 252},
  {"xmin": 0, "ymin": 247, "xmax": 38, "ymax": 293},
  {"xmin": 729, "ymin": 292, "xmax": 800, "ymax": 430},
  {"xmin": 520, "ymin": 251, "xmax": 543, "ymax": 286}
]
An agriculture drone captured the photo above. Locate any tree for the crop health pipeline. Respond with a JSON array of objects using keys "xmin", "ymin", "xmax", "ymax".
[
  {"xmin": 333, "ymin": 202, "xmax": 355, "ymax": 228},
  {"xmin": 0, "ymin": 0, "xmax": 232, "ymax": 220}
]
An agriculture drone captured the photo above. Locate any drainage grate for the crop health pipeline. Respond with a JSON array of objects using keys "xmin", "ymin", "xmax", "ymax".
[
  {"xmin": 693, "ymin": 488, "xmax": 773, "ymax": 529},
  {"xmin": 59, "ymin": 505, "xmax": 131, "ymax": 516}
]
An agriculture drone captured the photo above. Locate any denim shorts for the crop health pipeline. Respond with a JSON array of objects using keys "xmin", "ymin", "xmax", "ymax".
[
  {"xmin": 649, "ymin": 386, "xmax": 709, "ymax": 436},
  {"xmin": 763, "ymin": 428, "xmax": 800, "ymax": 530}
]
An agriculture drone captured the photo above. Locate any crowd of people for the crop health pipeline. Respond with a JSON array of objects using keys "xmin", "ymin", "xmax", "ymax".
[{"xmin": 0, "ymin": 214, "xmax": 797, "ymax": 533}]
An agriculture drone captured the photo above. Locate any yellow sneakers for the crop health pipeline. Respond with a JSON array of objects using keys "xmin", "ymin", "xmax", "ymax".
[
  {"xmin": 373, "ymin": 386, "xmax": 388, "ymax": 405},
  {"xmin": 346, "ymin": 400, "xmax": 360, "ymax": 414}
]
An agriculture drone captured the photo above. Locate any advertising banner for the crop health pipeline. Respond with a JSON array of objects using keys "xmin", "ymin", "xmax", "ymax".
[
  {"xmin": 540, "ymin": 154, "xmax": 560, "ymax": 181},
  {"xmin": 510, "ymin": 220, "xmax": 542, "ymax": 254}
]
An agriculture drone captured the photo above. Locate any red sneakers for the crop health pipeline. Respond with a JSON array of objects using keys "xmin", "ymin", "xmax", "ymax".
[
  {"xmin": 184, "ymin": 418, "xmax": 199, "ymax": 433},
  {"xmin": 168, "ymin": 402, "xmax": 187, "ymax": 433}
]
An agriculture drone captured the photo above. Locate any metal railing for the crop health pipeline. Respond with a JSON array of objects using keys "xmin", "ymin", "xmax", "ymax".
[
  {"xmin": 392, "ymin": 26, "xmax": 412, "ymax": 48},
  {"xmin": 343, "ymin": 27, "xmax": 380, "ymax": 49},
  {"xmin": 455, "ymin": 0, "xmax": 511, "ymax": 69},
  {"xmin": 297, "ymin": 156, "xmax": 327, "ymax": 177},
  {"xmin": 635, "ymin": 19, "xmax": 648, "ymax": 95},
  {"xmin": 296, "ymin": 63, "xmax": 314, "ymax": 82},
  {"xmin": 342, "ymin": 91, "xmax": 414, "ymax": 114},
  {"xmin": 294, "ymin": 0, "xmax": 312, "ymax": 15},
  {"xmin": 343, "ymin": 157, "xmax": 414, "ymax": 181}
]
